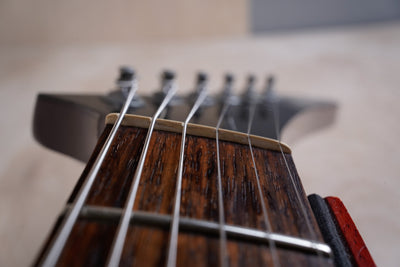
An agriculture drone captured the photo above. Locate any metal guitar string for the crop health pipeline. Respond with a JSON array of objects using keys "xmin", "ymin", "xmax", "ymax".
[
  {"xmin": 246, "ymin": 98, "xmax": 281, "ymax": 267},
  {"xmin": 166, "ymin": 85, "xmax": 208, "ymax": 267},
  {"xmin": 215, "ymin": 102, "xmax": 231, "ymax": 267},
  {"xmin": 268, "ymin": 92, "xmax": 328, "ymax": 263},
  {"xmin": 40, "ymin": 78, "xmax": 139, "ymax": 267},
  {"xmin": 106, "ymin": 81, "xmax": 177, "ymax": 267}
]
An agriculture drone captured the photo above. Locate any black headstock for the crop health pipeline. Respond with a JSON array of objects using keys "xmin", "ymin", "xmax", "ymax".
[{"xmin": 33, "ymin": 68, "xmax": 336, "ymax": 162}]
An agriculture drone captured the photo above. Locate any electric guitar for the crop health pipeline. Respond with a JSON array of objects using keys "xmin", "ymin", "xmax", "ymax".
[{"xmin": 32, "ymin": 67, "xmax": 374, "ymax": 266}]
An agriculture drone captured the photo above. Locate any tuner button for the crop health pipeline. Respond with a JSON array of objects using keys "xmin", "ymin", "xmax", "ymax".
[
  {"xmin": 265, "ymin": 75, "xmax": 275, "ymax": 91},
  {"xmin": 222, "ymin": 73, "xmax": 234, "ymax": 96},
  {"xmin": 162, "ymin": 70, "xmax": 175, "ymax": 81},
  {"xmin": 242, "ymin": 74, "xmax": 257, "ymax": 104},
  {"xmin": 267, "ymin": 75, "xmax": 275, "ymax": 85},
  {"xmin": 194, "ymin": 72, "xmax": 208, "ymax": 94},
  {"xmin": 160, "ymin": 70, "xmax": 176, "ymax": 94},
  {"xmin": 245, "ymin": 74, "xmax": 256, "ymax": 94},
  {"xmin": 263, "ymin": 75, "xmax": 276, "ymax": 99},
  {"xmin": 220, "ymin": 73, "xmax": 240, "ymax": 105},
  {"xmin": 225, "ymin": 73, "xmax": 234, "ymax": 84},
  {"xmin": 118, "ymin": 66, "xmax": 135, "ymax": 81},
  {"xmin": 247, "ymin": 75, "xmax": 256, "ymax": 85},
  {"xmin": 197, "ymin": 72, "xmax": 208, "ymax": 83}
]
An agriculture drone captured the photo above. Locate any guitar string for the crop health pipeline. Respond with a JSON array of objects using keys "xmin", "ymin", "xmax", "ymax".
[
  {"xmin": 268, "ymin": 91, "xmax": 327, "ymax": 263},
  {"xmin": 246, "ymin": 97, "xmax": 281, "ymax": 267},
  {"xmin": 166, "ymin": 84, "xmax": 208, "ymax": 267},
  {"xmin": 106, "ymin": 81, "xmax": 178, "ymax": 267},
  {"xmin": 40, "ymin": 78, "xmax": 139, "ymax": 267},
  {"xmin": 215, "ymin": 102, "xmax": 231, "ymax": 267}
]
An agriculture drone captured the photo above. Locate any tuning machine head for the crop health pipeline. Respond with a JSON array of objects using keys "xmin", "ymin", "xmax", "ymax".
[
  {"xmin": 219, "ymin": 73, "xmax": 240, "ymax": 105},
  {"xmin": 194, "ymin": 72, "xmax": 208, "ymax": 94},
  {"xmin": 187, "ymin": 72, "xmax": 214, "ymax": 107},
  {"xmin": 105, "ymin": 66, "xmax": 144, "ymax": 109},
  {"xmin": 263, "ymin": 75, "xmax": 277, "ymax": 103},
  {"xmin": 116, "ymin": 66, "xmax": 135, "ymax": 96},
  {"xmin": 118, "ymin": 66, "xmax": 135, "ymax": 82},
  {"xmin": 152, "ymin": 70, "xmax": 181, "ymax": 106},
  {"xmin": 241, "ymin": 74, "xmax": 258, "ymax": 105},
  {"xmin": 161, "ymin": 70, "xmax": 176, "ymax": 94}
]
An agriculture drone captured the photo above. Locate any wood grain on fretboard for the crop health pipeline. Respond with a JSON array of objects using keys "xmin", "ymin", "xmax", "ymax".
[{"xmin": 35, "ymin": 124, "xmax": 333, "ymax": 266}]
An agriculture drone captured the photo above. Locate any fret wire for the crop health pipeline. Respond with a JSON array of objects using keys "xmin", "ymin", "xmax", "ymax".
[
  {"xmin": 61, "ymin": 204, "xmax": 332, "ymax": 256},
  {"xmin": 40, "ymin": 79, "xmax": 139, "ymax": 267},
  {"xmin": 106, "ymin": 81, "xmax": 178, "ymax": 267},
  {"xmin": 246, "ymin": 99, "xmax": 281, "ymax": 267},
  {"xmin": 215, "ymin": 102, "xmax": 230, "ymax": 267},
  {"xmin": 166, "ymin": 86, "xmax": 208, "ymax": 267},
  {"xmin": 269, "ymin": 93, "xmax": 329, "ymax": 263}
]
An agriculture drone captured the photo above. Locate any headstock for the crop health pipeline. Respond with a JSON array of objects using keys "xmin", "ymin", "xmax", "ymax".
[{"xmin": 33, "ymin": 68, "xmax": 336, "ymax": 162}]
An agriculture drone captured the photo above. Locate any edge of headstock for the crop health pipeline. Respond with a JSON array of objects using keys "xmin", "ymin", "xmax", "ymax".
[{"xmin": 32, "ymin": 93, "xmax": 337, "ymax": 163}]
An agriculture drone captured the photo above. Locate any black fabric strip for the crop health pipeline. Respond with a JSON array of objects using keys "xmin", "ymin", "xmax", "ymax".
[{"xmin": 308, "ymin": 194, "xmax": 353, "ymax": 267}]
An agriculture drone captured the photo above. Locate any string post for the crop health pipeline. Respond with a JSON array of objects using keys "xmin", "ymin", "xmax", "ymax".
[
  {"xmin": 153, "ymin": 70, "xmax": 179, "ymax": 108},
  {"xmin": 112, "ymin": 66, "xmax": 144, "ymax": 109},
  {"xmin": 263, "ymin": 75, "xmax": 277, "ymax": 104},
  {"xmin": 161, "ymin": 70, "xmax": 176, "ymax": 94},
  {"xmin": 188, "ymin": 72, "xmax": 213, "ymax": 110},
  {"xmin": 197, "ymin": 72, "xmax": 208, "ymax": 82},
  {"xmin": 264, "ymin": 75, "xmax": 275, "ymax": 95},
  {"xmin": 162, "ymin": 70, "xmax": 175, "ymax": 81},
  {"xmin": 222, "ymin": 73, "xmax": 234, "ymax": 96},
  {"xmin": 195, "ymin": 72, "xmax": 208, "ymax": 94},
  {"xmin": 220, "ymin": 73, "xmax": 239, "ymax": 106},
  {"xmin": 242, "ymin": 74, "xmax": 258, "ymax": 105},
  {"xmin": 225, "ymin": 73, "xmax": 234, "ymax": 83},
  {"xmin": 117, "ymin": 66, "xmax": 136, "ymax": 97},
  {"xmin": 118, "ymin": 66, "xmax": 135, "ymax": 82}
]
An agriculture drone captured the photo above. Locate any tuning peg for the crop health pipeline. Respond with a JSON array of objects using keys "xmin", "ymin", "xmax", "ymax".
[
  {"xmin": 219, "ymin": 73, "xmax": 240, "ymax": 106},
  {"xmin": 195, "ymin": 72, "xmax": 208, "ymax": 94},
  {"xmin": 152, "ymin": 70, "xmax": 179, "ymax": 106},
  {"xmin": 242, "ymin": 75, "xmax": 257, "ymax": 104},
  {"xmin": 161, "ymin": 70, "xmax": 176, "ymax": 94},
  {"xmin": 116, "ymin": 66, "xmax": 136, "ymax": 96},
  {"xmin": 222, "ymin": 73, "xmax": 234, "ymax": 96},
  {"xmin": 187, "ymin": 72, "xmax": 214, "ymax": 108},
  {"xmin": 117, "ymin": 66, "xmax": 135, "ymax": 82},
  {"xmin": 188, "ymin": 71, "xmax": 208, "ymax": 100},
  {"xmin": 106, "ymin": 66, "xmax": 143, "ymax": 108},
  {"xmin": 263, "ymin": 75, "xmax": 277, "ymax": 103},
  {"xmin": 264, "ymin": 75, "xmax": 274, "ymax": 95},
  {"xmin": 162, "ymin": 70, "xmax": 175, "ymax": 81}
]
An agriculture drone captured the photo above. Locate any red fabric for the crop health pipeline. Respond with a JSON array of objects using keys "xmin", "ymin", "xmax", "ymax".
[{"xmin": 325, "ymin": 197, "xmax": 376, "ymax": 267}]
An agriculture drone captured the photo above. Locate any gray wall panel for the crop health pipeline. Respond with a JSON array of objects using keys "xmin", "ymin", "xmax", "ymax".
[{"xmin": 251, "ymin": 0, "xmax": 400, "ymax": 32}]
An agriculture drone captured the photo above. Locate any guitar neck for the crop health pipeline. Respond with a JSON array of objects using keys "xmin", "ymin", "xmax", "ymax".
[
  {"xmin": 33, "ymin": 68, "xmax": 376, "ymax": 266},
  {"xmin": 35, "ymin": 115, "xmax": 332, "ymax": 266}
]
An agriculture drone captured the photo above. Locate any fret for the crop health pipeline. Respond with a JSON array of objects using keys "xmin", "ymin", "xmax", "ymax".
[{"xmin": 59, "ymin": 204, "xmax": 332, "ymax": 256}]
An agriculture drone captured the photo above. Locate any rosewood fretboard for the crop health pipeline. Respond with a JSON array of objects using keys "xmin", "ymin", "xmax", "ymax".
[{"xmin": 35, "ymin": 118, "xmax": 333, "ymax": 266}]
